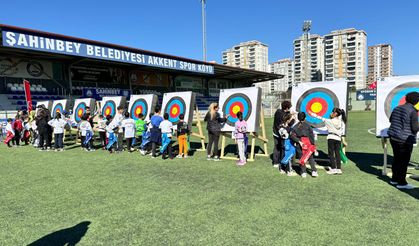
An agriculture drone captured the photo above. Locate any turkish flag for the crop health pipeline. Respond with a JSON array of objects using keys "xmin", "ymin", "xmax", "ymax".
[
  {"xmin": 368, "ymin": 81, "xmax": 377, "ymax": 90},
  {"xmin": 23, "ymin": 79, "xmax": 33, "ymax": 112}
]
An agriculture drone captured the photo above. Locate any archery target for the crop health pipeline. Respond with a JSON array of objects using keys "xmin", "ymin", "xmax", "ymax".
[
  {"xmin": 128, "ymin": 94, "xmax": 157, "ymax": 121},
  {"xmin": 161, "ymin": 92, "xmax": 195, "ymax": 127},
  {"xmin": 291, "ymin": 80, "xmax": 348, "ymax": 135},
  {"xmin": 219, "ymin": 87, "xmax": 261, "ymax": 132},
  {"xmin": 376, "ymin": 75, "xmax": 419, "ymax": 137},
  {"xmin": 101, "ymin": 96, "xmax": 126, "ymax": 118},
  {"xmin": 72, "ymin": 98, "xmax": 96, "ymax": 124},
  {"xmin": 51, "ymin": 100, "xmax": 68, "ymax": 118}
]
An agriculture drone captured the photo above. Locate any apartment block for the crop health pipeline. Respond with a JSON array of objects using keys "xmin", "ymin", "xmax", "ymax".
[
  {"xmin": 368, "ymin": 44, "xmax": 393, "ymax": 85},
  {"xmin": 293, "ymin": 34, "xmax": 324, "ymax": 83}
]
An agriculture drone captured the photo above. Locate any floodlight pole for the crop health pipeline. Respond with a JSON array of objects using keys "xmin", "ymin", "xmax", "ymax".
[{"xmin": 201, "ymin": 0, "xmax": 207, "ymax": 61}]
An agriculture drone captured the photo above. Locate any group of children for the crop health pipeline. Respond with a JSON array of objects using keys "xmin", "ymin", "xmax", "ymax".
[{"xmin": 3, "ymin": 113, "xmax": 32, "ymax": 148}]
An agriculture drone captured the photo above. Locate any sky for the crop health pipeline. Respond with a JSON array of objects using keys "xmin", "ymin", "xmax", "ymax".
[{"xmin": 1, "ymin": 0, "xmax": 418, "ymax": 75}]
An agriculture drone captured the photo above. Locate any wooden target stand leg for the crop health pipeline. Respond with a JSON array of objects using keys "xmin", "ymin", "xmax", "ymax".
[
  {"xmin": 220, "ymin": 108, "xmax": 269, "ymax": 162},
  {"xmin": 191, "ymin": 106, "xmax": 206, "ymax": 152}
]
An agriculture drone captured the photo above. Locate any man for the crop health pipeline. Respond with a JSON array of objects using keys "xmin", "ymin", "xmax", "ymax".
[
  {"xmin": 387, "ymin": 92, "xmax": 419, "ymax": 189},
  {"xmin": 272, "ymin": 101, "xmax": 292, "ymax": 168}
]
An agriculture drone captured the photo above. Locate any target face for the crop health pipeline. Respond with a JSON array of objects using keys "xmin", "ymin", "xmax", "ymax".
[
  {"xmin": 102, "ymin": 101, "xmax": 116, "ymax": 118},
  {"xmin": 384, "ymin": 82, "xmax": 419, "ymax": 119},
  {"xmin": 52, "ymin": 103, "xmax": 64, "ymax": 118},
  {"xmin": 222, "ymin": 93, "xmax": 252, "ymax": 127},
  {"xmin": 74, "ymin": 102, "xmax": 87, "ymax": 123},
  {"xmin": 130, "ymin": 98, "xmax": 148, "ymax": 121},
  {"xmin": 164, "ymin": 97, "xmax": 186, "ymax": 124},
  {"xmin": 296, "ymin": 88, "xmax": 339, "ymax": 128}
]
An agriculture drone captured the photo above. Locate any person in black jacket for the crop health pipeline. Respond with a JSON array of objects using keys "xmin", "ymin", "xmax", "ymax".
[
  {"xmin": 36, "ymin": 106, "xmax": 51, "ymax": 151},
  {"xmin": 204, "ymin": 103, "xmax": 229, "ymax": 161},
  {"xmin": 272, "ymin": 101, "xmax": 292, "ymax": 168},
  {"xmin": 387, "ymin": 91, "xmax": 419, "ymax": 189}
]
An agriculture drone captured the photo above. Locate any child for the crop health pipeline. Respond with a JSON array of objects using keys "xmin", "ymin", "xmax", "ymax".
[
  {"xmin": 135, "ymin": 113, "xmax": 146, "ymax": 148},
  {"xmin": 12, "ymin": 115, "xmax": 23, "ymax": 146},
  {"xmin": 48, "ymin": 112, "xmax": 68, "ymax": 151},
  {"xmin": 4, "ymin": 118, "xmax": 15, "ymax": 147},
  {"xmin": 122, "ymin": 112, "xmax": 136, "ymax": 152},
  {"xmin": 279, "ymin": 113, "xmax": 297, "ymax": 176},
  {"xmin": 290, "ymin": 112, "xmax": 318, "ymax": 178},
  {"xmin": 309, "ymin": 108, "xmax": 347, "ymax": 175},
  {"xmin": 159, "ymin": 113, "xmax": 173, "ymax": 159},
  {"xmin": 176, "ymin": 114, "xmax": 189, "ymax": 158},
  {"xmin": 106, "ymin": 115, "xmax": 119, "ymax": 153},
  {"xmin": 234, "ymin": 111, "xmax": 247, "ymax": 165},
  {"xmin": 139, "ymin": 113, "xmax": 153, "ymax": 155},
  {"xmin": 150, "ymin": 107, "xmax": 163, "ymax": 158},
  {"xmin": 21, "ymin": 118, "xmax": 31, "ymax": 145},
  {"xmin": 97, "ymin": 115, "xmax": 107, "ymax": 150},
  {"xmin": 78, "ymin": 114, "xmax": 94, "ymax": 151}
]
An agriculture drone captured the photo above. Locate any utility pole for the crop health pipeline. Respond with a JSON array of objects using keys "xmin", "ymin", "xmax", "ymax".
[
  {"xmin": 201, "ymin": 0, "xmax": 207, "ymax": 61},
  {"xmin": 302, "ymin": 20, "xmax": 311, "ymax": 83}
]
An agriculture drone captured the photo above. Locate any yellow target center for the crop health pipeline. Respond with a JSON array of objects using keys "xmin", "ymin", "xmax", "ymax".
[
  {"xmin": 311, "ymin": 102, "xmax": 323, "ymax": 113},
  {"xmin": 232, "ymin": 105, "xmax": 241, "ymax": 114},
  {"xmin": 172, "ymin": 107, "xmax": 178, "ymax": 115},
  {"xmin": 105, "ymin": 108, "xmax": 111, "ymax": 115},
  {"xmin": 136, "ymin": 108, "xmax": 142, "ymax": 115}
]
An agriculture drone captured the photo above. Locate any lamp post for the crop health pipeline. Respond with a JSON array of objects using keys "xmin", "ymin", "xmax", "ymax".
[{"xmin": 201, "ymin": 0, "xmax": 207, "ymax": 61}]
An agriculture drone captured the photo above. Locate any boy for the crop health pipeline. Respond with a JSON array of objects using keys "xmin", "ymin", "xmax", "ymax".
[
  {"xmin": 159, "ymin": 113, "xmax": 173, "ymax": 159},
  {"xmin": 122, "ymin": 112, "xmax": 136, "ymax": 152},
  {"xmin": 12, "ymin": 115, "xmax": 23, "ymax": 146},
  {"xmin": 176, "ymin": 113, "xmax": 189, "ymax": 158},
  {"xmin": 135, "ymin": 113, "xmax": 146, "ymax": 148},
  {"xmin": 150, "ymin": 107, "xmax": 163, "ymax": 158},
  {"xmin": 4, "ymin": 118, "xmax": 15, "ymax": 147},
  {"xmin": 97, "ymin": 115, "xmax": 107, "ymax": 150},
  {"xmin": 78, "ymin": 114, "xmax": 94, "ymax": 151}
]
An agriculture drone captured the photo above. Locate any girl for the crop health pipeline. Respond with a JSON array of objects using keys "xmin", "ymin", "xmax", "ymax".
[
  {"xmin": 48, "ymin": 112, "xmax": 68, "ymax": 151},
  {"xmin": 97, "ymin": 115, "xmax": 107, "ymax": 150},
  {"xmin": 78, "ymin": 114, "xmax": 94, "ymax": 151},
  {"xmin": 279, "ymin": 113, "xmax": 297, "ymax": 176},
  {"xmin": 176, "ymin": 113, "xmax": 189, "ymax": 158},
  {"xmin": 4, "ymin": 118, "xmax": 14, "ymax": 148},
  {"xmin": 122, "ymin": 112, "xmax": 136, "ymax": 152},
  {"xmin": 234, "ymin": 111, "xmax": 247, "ymax": 166},
  {"xmin": 204, "ymin": 103, "xmax": 229, "ymax": 161},
  {"xmin": 290, "ymin": 112, "xmax": 318, "ymax": 178},
  {"xmin": 309, "ymin": 108, "xmax": 347, "ymax": 175}
]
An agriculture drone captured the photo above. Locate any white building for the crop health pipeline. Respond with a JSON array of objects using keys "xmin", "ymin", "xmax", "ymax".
[
  {"xmin": 368, "ymin": 44, "xmax": 393, "ymax": 85},
  {"xmin": 222, "ymin": 40, "xmax": 270, "ymax": 97},
  {"xmin": 323, "ymin": 28, "xmax": 367, "ymax": 89},
  {"xmin": 293, "ymin": 34, "xmax": 324, "ymax": 83},
  {"xmin": 269, "ymin": 59, "xmax": 294, "ymax": 93}
]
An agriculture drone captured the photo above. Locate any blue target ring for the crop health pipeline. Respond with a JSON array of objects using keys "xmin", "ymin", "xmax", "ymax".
[
  {"xmin": 130, "ymin": 99, "xmax": 148, "ymax": 121},
  {"xmin": 102, "ymin": 101, "xmax": 116, "ymax": 118},
  {"xmin": 222, "ymin": 93, "xmax": 252, "ymax": 127},
  {"xmin": 74, "ymin": 102, "xmax": 87, "ymax": 123},
  {"xmin": 296, "ymin": 88, "xmax": 339, "ymax": 128},
  {"xmin": 385, "ymin": 82, "xmax": 419, "ymax": 120},
  {"xmin": 52, "ymin": 103, "xmax": 64, "ymax": 118},
  {"xmin": 164, "ymin": 97, "xmax": 186, "ymax": 124}
]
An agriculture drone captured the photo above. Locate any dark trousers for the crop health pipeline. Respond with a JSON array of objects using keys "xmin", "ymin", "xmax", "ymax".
[
  {"xmin": 39, "ymin": 131, "xmax": 50, "ymax": 149},
  {"xmin": 295, "ymin": 145, "xmax": 317, "ymax": 173},
  {"xmin": 390, "ymin": 139, "xmax": 413, "ymax": 185},
  {"xmin": 99, "ymin": 131, "xmax": 107, "ymax": 147},
  {"xmin": 12, "ymin": 130, "xmax": 21, "ymax": 146},
  {"xmin": 207, "ymin": 131, "xmax": 220, "ymax": 157},
  {"xmin": 117, "ymin": 133, "xmax": 124, "ymax": 151},
  {"xmin": 152, "ymin": 142, "xmax": 158, "ymax": 157},
  {"xmin": 54, "ymin": 133, "xmax": 64, "ymax": 149},
  {"xmin": 126, "ymin": 138, "xmax": 133, "ymax": 151},
  {"xmin": 81, "ymin": 136, "xmax": 86, "ymax": 148},
  {"xmin": 162, "ymin": 141, "xmax": 173, "ymax": 159},
  {"xmin": 328, "ymin": 139, "xmax": 341, "ymax": 169},
  {"xmin": 272, "ymin": 136, "xmax": 284, "ymax": 165}
]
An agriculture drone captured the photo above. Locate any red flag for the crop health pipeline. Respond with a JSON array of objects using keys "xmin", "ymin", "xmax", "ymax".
[
  {"xmin": 23, "ymin": 79, "xmax": 33, "ymax": 112},
  {"xmin": 368, "ymin": 81, "xmax": 377, "ymax": 90}
]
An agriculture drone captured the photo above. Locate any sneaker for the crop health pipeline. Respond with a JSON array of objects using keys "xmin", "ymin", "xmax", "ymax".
[
  {"xmin": 273, "ymin": 164, "xmax": 279, "ymax": 168},
  {"xmin": 184, "ymin": 155, "xmax": 188, "ymax": 159},
  {"xmin": 151, "ymin": 156, "xmax": 156, "ymax": 159},
  {"xmin": 207, "ymin": 155, "xmax": 212, "ymax": 161},
  {"xmin": 336, "ymin": 169, "xmax": 343, "ymax": 175},
  {"xmin": 237, "ymin": 161, "xmax": 246, "ymax": 166},
  {"xmin": 176, "ymin": 155, "xmax": 183, "ymax": 158},
  {"xmin": 287, "ymin": 171, "xmax": 297, "ymax": 177},
  {"xmin": 279, "ymin": 169, "xmax": 286, "ymax": 174},
  {"xmin": 311, "ymin": 171, "xmax": 318, "ymax": 177},
  {"xmin": 38, "ymin": 148, "xmax": 45, "ymax": 152},
  {"xmin": 140, "ymin": 150, "xmax": 146, "ymax": 155},
  {"xmin": 54, "ymin": 149, "xmax": 58, "ymax": 152},
  {"xmin": 60, "ymin": 149, "xmax": 64, "ymax": 152},
  {"xmin": 389, "ymin": 181, "xmax": 398, "ymax": 185},
  {"xmin": 301, "ymin": 173, "xmax": 307, "ymax": 178},
  {"xmin": 213, "ymin": 156, "xmax": 220, "ymax": 161},
  {"xmin": 326, "ymin": 168, "xmax": 338, "ymax": 175},
  {"xmin": 396, "ymin": 184, "xmax": 416, "ymax": 190}
]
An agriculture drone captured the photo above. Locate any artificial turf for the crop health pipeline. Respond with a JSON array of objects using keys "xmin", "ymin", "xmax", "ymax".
[{"xmin": 0, "ymin": 111, "xmax": 418, "ymax": 245}]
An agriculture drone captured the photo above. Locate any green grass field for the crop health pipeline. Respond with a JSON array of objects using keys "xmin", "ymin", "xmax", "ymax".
[{"xmin": 1, "ymin": 111, "xmax": 418, "ymax": 245}]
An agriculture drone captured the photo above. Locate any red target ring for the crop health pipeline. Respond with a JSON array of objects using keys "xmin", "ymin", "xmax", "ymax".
[{"xmin": 306, "ymin": 98, "xmax": 328, "ymax": 116}]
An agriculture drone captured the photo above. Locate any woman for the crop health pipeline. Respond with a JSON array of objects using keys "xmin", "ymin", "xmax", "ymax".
[{"xmin": 204, "ymin": 103, "xmax": 229, "ymax": 161}]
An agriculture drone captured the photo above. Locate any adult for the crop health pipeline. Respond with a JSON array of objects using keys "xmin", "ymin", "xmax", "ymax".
[
  {"xmin": 35, "ymin": 106, "xmax": 52, "ymax": 151},
  {"xmin": 272, "ymin": 101, "xmax": 292, "ymax": 168},
  {"xmin": 204, "ymin": 103, "xmax": 228, "ymax": 161},
  {"xmin": 387, "ymin": 92, "xmax": 419, "ymax": 189}
]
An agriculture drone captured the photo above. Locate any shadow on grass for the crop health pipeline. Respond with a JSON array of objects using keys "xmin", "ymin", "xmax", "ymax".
[
  {"xmin": 347, "ymin": 152, "xmax": 418, "ymax": 200},
  {"xmin": 27, "ymin": 221, "xmax": 91, "ymax": 246}
]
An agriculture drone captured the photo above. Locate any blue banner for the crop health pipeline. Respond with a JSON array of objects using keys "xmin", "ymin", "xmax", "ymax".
[
  {"xmin": 82, "ymin": 88, "xmax": 131, "ymax": 100},
  {"xmin": 356, "ymin": 89, "xmax": 376, "ymax": 101},
  {"xmin": 2, "ymin": 30, "xmax": 215, "ymax": 75}
]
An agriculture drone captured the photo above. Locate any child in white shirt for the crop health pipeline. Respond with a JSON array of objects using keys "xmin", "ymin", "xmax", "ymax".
[
  {"xmin": 4, "ymin": 118, "xmax": 15, "ymax": 147},
  {"xmin": 48, "ymin": 112, "xmax": 68, "ymax": 151},
  {"xmin": 78, "ymin": 114, "xmax": 93, "ymax": 151},
  {"xmin": 122, "ymin": 112, "xmax": 136, "ymax": 152},
  {"xmin": 159, "ymin": 113, "xmax": 174, "ymax": 159},
  {"xmin": 97, "ymin": 115, "xmax": 107, "ymax": 150}
]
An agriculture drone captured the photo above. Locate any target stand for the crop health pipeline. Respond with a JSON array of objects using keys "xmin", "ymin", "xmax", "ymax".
[
  {"xmin": 190, "ymin": 105, "xmax": 206, "ymax": 151},
  {"xmin": 220, "ymin": 107, "xmax": 269, "ymax": 162}
]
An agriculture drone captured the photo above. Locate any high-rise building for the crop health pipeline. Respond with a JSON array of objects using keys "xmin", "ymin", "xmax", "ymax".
[
  {"xmin": 368, "ymin": 44, "xmax": 393, "ymax": 85},
  {"xmin": 293, "ymin": 34, "xmax": 324, "ymax": 83},
  {"xmin": 323, "ymin": 28, "xmax": 367, "ymax": 89},
  {"xmin": 222, "ymin": 40, "xmax": 270, "ymax": 97},
  {"xmin": 269, "ymin": 59, "xmax": 294, "ymax": 93},
  {"xmin": 222, "ymin": 40, "xmax": 269, "ymax": 71}
]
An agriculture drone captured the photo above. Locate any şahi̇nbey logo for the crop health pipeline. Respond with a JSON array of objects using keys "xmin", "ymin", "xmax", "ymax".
[{"xmin": 26, "ymin": 61, "xmax": 44, "ymax": 77}]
